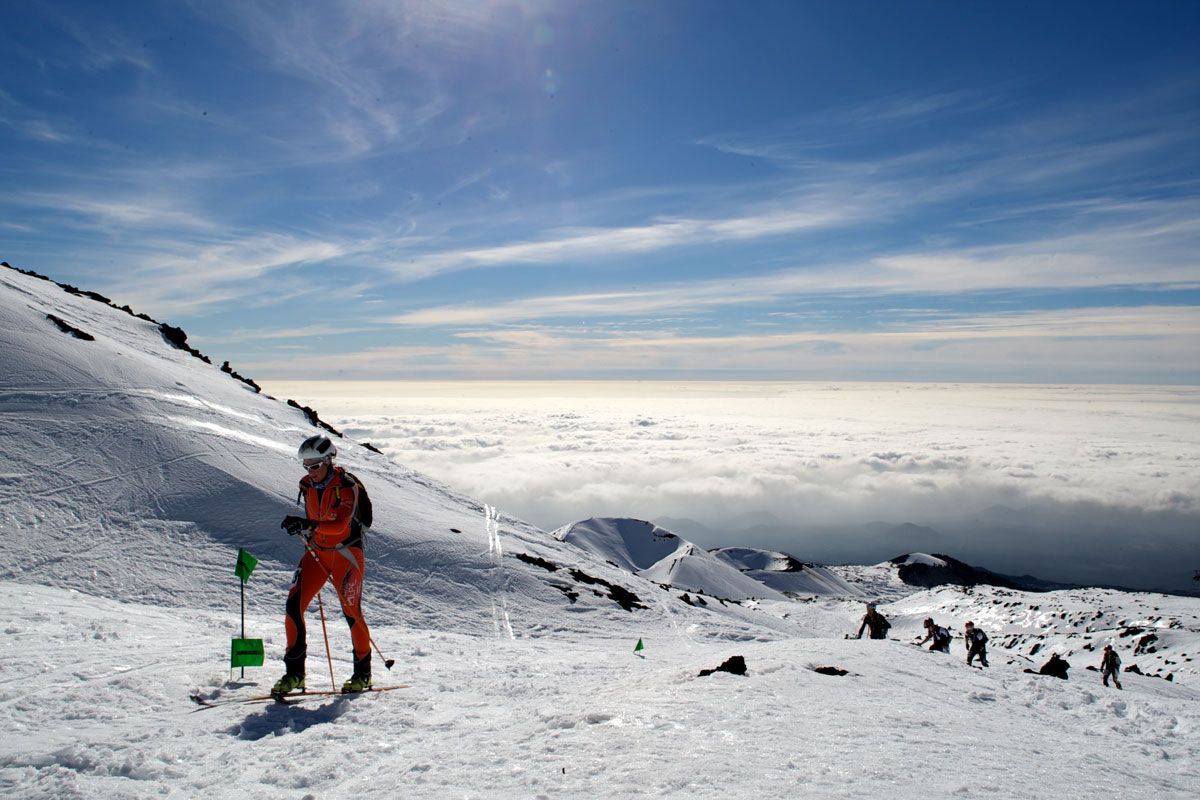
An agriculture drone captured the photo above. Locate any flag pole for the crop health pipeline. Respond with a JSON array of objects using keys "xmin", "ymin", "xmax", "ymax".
[
  {"xmin": 230, "ymin": 547, "xmax": 264, "ymax": 677},
  {"xmin": 240, "ymin": 578, "xmax": 246, "ymax": 680}
]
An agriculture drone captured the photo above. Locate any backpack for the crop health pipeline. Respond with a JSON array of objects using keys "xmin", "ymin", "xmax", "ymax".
[
  {"xmin": 340, "ymin": 470, "xmax": 373, "ymax": 529},
  {"xmin": 933, "ymin": 626, "xmax": 951, "ymax": 644}
]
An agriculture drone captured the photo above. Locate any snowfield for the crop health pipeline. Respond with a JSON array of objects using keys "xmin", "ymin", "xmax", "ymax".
[
  {"xmin": 4, "ymin": 581, "xmax": 1199, "ymax": 800},
  {"xmin": 1, "ymin": 263, "xmax": 1198, "ymax": 799}
]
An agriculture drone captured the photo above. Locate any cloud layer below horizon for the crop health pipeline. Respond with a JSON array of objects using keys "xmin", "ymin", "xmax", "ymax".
[{"xmin": 266, "ymin": 381, "xmax": 1200, "ymax": 590}]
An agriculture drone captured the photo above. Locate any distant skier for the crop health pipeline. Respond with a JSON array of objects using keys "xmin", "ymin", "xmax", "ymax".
[
  {"xmin": 274, "ymin": 435, "xmax": 374, "ymax": 696},
  {"xmin": 918, "ymin": 618, "xmax": 952, "ymax": 653},
  {"xmin": 963, "ymin": 621, "xmax": 989, "ymax": 667},
  {"xmin": 1100, "ymin": 645, "xmax": 1123, "ymax": 690},
  {"xmin": 855, "ymin": 603, "xmax": 891, "ymax": 640},
  {"xmin": 1038, "ymin": 652, "xmax": 1070, "ymax": 680}
]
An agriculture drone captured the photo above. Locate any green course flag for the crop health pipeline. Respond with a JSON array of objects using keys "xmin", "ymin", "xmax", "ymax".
[
  {"xmin": 634, "ymin": 638, "xmax": 645, "ymax": 654},
  {"xmin": 231, "ymin": 638, "xmax": 265, "ymax": 668},
  {"xmin": 234, "ymin": 547, "xmax": 258, "ymax": 583}
]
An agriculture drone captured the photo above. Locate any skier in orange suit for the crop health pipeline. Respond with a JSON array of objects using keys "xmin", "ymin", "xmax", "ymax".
[{"xmin": 274, "ymin": 435, "xmax": 372, "ymax": 695}]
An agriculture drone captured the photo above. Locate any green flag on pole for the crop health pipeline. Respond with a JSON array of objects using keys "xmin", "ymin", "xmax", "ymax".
[
  {"xmin": 230, "ymin": 638, "xmax": 265, "ymax": 668},
  {"xmin": 234, "ymin": 547, "xmax": 257, "ymax": 583},
  {"xmin": 634, "ymin": 638, "xmax": 645, "ymax": 654}
]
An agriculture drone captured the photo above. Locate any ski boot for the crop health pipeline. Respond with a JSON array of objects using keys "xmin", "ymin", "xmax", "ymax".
[
  {"xmin": 271, "ymin": 673, "xmax": 305, "ymax": 697},
  {"xmin": 341, "ymin": 672, "xmax": 372, "ymax": 694}
]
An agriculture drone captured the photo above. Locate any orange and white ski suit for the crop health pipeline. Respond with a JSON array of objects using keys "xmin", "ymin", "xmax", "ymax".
[{"xmin": 283, "ymin": 467, "xmax": 371, "ymax": 677}]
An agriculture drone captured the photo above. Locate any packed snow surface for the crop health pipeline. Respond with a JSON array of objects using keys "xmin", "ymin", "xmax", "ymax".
[{"xmin": 1, "ymin": 265, "xmax": 1198, "ymax": 799}]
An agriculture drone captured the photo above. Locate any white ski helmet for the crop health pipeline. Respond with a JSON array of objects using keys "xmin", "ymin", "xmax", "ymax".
[{"xmin": 298, "ymin": 434, "xmax": 337, "ymax": 462}]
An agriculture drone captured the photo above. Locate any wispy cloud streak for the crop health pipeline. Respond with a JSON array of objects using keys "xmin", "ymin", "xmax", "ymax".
[
  {"xmin": 388, "ymin": 208, "xmax": 1200, "ymax": 329},
  {"xmin": 383, "ymin": 205, "xmax": 856, "ymax": 280}
]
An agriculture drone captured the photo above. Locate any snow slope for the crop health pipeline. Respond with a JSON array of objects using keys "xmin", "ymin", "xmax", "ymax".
[
  {"xmin": 1, "ymin": 263, "xmax": 1199, "ymax": 799},
  {"xmin": 0, "ymin": 265, "xmax": 796, "ymax": 642},
  {"xmin": 554, "ymin": 518, "xmax": 791, "ymax": 601},
  {"xmin": 711, "ymin": 546, "xmax": 864, "ymax": 597}
]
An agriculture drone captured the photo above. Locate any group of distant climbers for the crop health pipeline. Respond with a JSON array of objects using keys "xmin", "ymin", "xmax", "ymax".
[
  {"xmin": 1026, "ymin": 646, "xmax": 1123, "ymax": 688},
  {"xmin": 854, "ymin": 604, "xmax": 1125, "ymax": 689}
]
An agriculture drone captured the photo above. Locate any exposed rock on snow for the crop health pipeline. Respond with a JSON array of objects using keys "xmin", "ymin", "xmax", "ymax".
[
  {"xmin": 698, "ymin": 655, "xmax": 747, "ymax": 677},
  {"xmin": 811, "ymin": 665, "xmax": 851, "ymax": 676}
]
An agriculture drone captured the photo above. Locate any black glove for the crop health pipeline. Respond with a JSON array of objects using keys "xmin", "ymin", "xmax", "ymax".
[{"xmin": 281, "ymin": 515, "xmax": 316, "ymax": 536}]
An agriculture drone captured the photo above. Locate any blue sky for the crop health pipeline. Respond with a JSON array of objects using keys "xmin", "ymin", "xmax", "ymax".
[{"xmin": 2, "ymin": 0, "xmax": 1198, "ymax": 382}]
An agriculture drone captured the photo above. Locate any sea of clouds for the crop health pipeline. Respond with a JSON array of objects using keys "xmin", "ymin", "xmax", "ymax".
[{"xmin": 264, "ymin": 381, "xmax": 1200, "ymax": 592}]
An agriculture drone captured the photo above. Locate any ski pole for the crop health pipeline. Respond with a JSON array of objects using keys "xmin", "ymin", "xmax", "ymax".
[
  {"xmin": 314, "ymin": 584, "xmax": 337, "ymax": 690},
  {"xmin": 300, "ymin": 535, "xmax": 396, "ymax": 670}
]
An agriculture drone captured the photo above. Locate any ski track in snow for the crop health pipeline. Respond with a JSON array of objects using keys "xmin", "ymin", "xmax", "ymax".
[{"xmin": 486, "ymin": 504, "xmax": 514, "ymax": 641}]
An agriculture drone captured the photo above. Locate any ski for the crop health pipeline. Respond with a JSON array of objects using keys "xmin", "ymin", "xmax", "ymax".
[
  {"xmin": 266, "ymin": 685, "xmax": 411, "ymax": 706},
  {"xmin": 189, "ymin": 684, "xmax": 409, "ymax": 711}
]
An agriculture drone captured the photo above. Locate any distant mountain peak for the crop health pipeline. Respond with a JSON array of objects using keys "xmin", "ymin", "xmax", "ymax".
[{"xmin": 886, "ymin": 552, "xmax": 1074, "ymax": 592}]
